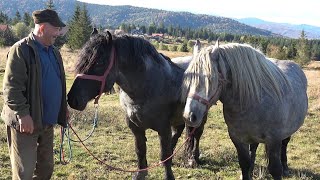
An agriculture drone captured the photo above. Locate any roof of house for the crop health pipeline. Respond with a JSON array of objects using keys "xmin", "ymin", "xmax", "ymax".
[
  {"xmin": 151, "ymin": 33, "xmax": 164, "ymax": 37},
  {"xmin": 0, "ymin": 24, "xmax": 9, "ymax": 31}
]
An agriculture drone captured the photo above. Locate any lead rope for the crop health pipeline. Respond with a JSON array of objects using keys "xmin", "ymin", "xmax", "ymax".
[
  {"xmin": 67, "ymin": 123, "xmax": 196, "ymax": 172},
  {"xmin": 59, "ymin": 125, "xmax": 72, "ymax": 164},
  {"xmin": 59, "ymin": 104, "xmax": 99, "ymax": 164}
]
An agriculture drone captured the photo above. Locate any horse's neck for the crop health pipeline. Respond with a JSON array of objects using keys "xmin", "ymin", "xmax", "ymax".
[
  {"xmin": 116, "ymin": 56, "xmax": 184, "ymax": 100},
  {"xmin": 216, "ymin": 60, "xmax": 237, "ymax": 106}
]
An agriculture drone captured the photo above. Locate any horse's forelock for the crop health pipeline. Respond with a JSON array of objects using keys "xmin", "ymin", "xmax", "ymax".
[
  {"xmin": 75, "ymin": 33, "xmax": 111, "ymax": 74},
  {"xmin": 181, "ymin": 46, "xmax": 220, "ymax": 101}
]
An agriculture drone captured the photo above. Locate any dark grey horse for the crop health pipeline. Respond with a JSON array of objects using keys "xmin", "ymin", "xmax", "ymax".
[
  {"xmin": 181, "ymin": 41, "xmax": 308, "ymax": 180},
  {"xmin": 67, "ymin": 31, "xmax": 206, "ymax": 180}
]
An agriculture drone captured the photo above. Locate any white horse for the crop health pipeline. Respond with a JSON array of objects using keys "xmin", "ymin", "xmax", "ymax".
[{"xmin": 181, "ymin": 41, "xmax": 308, "ymax": 180}]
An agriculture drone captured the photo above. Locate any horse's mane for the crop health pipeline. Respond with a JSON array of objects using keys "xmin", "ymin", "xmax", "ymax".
[
  {"xmin": 75, "ymin": 33, "xmax": 178, "ymax": 74},
  {"xmin": 182, "ymin": 43, "xmax": 291, "ymax": 108},
  {"xmin": 75, "ymin": 33, "xmax": 112, "ymax": 74}
]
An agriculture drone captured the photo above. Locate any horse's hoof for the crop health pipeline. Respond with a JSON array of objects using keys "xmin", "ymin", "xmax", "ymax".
[
  {"xmin": 132, "ymin": 171, "xmax": 148, "ymax": 180},
  {"xmin": 187, "ymin": 159, "xmax": 198, "ymax": 168},
  {"xmin": 283, "ymin": 169, "xmax": 290, "ymax": 177}
]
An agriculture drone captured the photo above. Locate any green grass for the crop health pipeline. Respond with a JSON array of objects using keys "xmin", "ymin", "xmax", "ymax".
[{"xmin": 0, "ymin": 72, "xmax": 319, "ymax": 180}]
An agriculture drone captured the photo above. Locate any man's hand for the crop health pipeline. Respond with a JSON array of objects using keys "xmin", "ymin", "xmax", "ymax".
[{"xmin": 17, "ymin": 115, "xmax": 34, "ymax": 134}]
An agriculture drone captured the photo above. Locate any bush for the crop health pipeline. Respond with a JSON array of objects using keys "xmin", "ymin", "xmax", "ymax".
[
  {"xmin": 151, "ymin": 41, "xmax": 159, "ymax": 49},
  {"xmin": 12, "ymin": 22, "xmax": 31, "ymax": 39},
  {"xmin": 159, "ymin": 42, "xmax": 168, "ymax": 51},
  {"xmin": 178, "ymin": 43, "xmax": 188, "ymax": 52},
  {"xmin": 169, "ymin": 45, "xmax": 177, "ymax": 51}
]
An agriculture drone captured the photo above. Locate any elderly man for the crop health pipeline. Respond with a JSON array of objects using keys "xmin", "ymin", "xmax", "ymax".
[{"xmin": 2, "ymin": 9, "xmax": 68, "ymax": 179}]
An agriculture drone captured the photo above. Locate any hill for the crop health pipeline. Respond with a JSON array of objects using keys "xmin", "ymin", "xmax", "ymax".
[
  {"xmin": 1, "ymin": 0, "xmax": 277, "ymax": 37},
  {"xmin": 238, "ymin": 17, "xmax": 320, "ymax": 39}
]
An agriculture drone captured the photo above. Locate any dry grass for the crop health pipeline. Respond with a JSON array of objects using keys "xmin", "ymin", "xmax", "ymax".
[
  {"xmin": 0, "ymin": 47, "xmax": 10, "ymax": 72},
  {"xmin": 305, "ymin": 68, "xmax": 320, "ymax": 112},
  {"xmin": 158, "ymin": 50, "xmax": 192, "ymax": 58}
]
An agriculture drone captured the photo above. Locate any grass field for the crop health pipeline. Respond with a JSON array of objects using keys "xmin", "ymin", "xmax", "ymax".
[{"xmin": 0, "ymin": 47, "xmax": 319, "ymax": 179}]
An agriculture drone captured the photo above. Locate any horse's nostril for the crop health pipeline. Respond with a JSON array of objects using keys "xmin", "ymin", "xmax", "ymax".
[{"xmin": 190, "ymin": 112, "xmax": 197, "ymax": 123}]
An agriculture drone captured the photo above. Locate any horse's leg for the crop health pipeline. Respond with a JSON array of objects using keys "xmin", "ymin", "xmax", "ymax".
[
  {"xmin": 281, "ymin": 136, "xmax": 291, "ymax": 177},
  {"xmin": 127, "ymin": 118, "xmax": 148, "ymax": 180},
  {"xmin": 266, "ymin": 140, "xmax": 283, "ymax": 180},
  {"xmin": 171, "ymin": 124, "xmax": 185, "ymax": 152},
  {"xmin": 185, "ymin": 116, "xmax": 206, "ymax": 167},
  {"xmin": 171, "ymin": 124, "xmax": 184, "ymax": 166},
  {"xmin": 158, "ymin": 126, "xmax": 175, "ymax": 180},
  {"xmin": 249, "ymin": 143, "xmax": 259, "ymax": 176},
  {"xmin": 185, "ymin": 126, "xmax": 195, "ymax": 167},
  {"xmin": 229, "ymin": 133, "xmax": 252, "ymax": 180}
]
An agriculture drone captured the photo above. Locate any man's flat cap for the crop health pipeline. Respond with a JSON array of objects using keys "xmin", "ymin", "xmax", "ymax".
[{"xmin": 32, "ymin": 9, "xmax": 66, "ymax": 27}]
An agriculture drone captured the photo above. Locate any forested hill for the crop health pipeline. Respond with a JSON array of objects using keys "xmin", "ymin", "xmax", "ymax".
[{"xmin": 1, "ymin": 0, "xmax": 277, "ymax": 37}]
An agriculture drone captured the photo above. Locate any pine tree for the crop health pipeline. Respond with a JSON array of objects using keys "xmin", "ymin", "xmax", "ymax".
[
  {"xmin": 46, "ymin": 0, "xmax": 55, "ymax": 10},
  {"xmin": 0, "ymin": 11, "xmax": 10, "ymax": 24},
  {"xmin": 23, "ymin": 12, "xmax": 32, "ymax": 26},
  {"xmin": 66, "ymin": 3, "xmax": 92, "ymax": 50},
  {"xmin": 296, "ymin": 30, "xmax": 311, "ymax": 66},
  {"xmin": 12, "ymin": 11, "xmax": 21, "ymax": 25}
]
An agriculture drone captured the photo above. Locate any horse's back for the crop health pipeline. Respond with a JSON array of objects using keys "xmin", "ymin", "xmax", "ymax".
[
  {"xmin": 172, "ymin": 56, "xmax": 193, "ymax": 70},
  {"xmin": 271, "ymin": 59, "xmax": 307, "ymax": 89}
]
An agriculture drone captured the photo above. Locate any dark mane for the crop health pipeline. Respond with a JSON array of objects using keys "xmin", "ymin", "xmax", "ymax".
[
  {"xmin": 75, "ymin": 33, "xmax": 172, "ymax": 74},
  {"xmin": 75, "ymin": 33, "xmax": 112, "ymax": 74}
]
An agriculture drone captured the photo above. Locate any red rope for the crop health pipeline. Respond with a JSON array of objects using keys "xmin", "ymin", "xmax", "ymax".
[{"xmin": 68, "ymin": 123, "xmax": 196, "ymax": 172}]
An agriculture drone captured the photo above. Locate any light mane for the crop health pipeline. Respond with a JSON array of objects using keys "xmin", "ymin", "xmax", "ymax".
[{"xmin": 182, "ymin": 43, "xmax": 290, "ymax": 108}]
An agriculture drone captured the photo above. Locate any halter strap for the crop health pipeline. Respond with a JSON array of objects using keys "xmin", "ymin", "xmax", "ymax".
[
  {"xmin": 188, "ymin": 85, "xmax": 222, "ymax": 110},
  {"xmin": 76, "ymin": 46, "xmax": 116, "ymax": 104},
  {"xmin": 187, "ymin": 73, "xmax": 225, "ymax": 110}
]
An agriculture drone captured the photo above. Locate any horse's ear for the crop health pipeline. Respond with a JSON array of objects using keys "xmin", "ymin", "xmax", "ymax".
[
  {"xmin": 196, "ymin": 39, "xmax": 201, "ymax": 46},
  {"xmin": 214, "ymin": 38, "xmax": 220, "ymax": 47},
  {"xmin": 91, "ymin": 27, "xmax": 98, "ymax": 36},
  {"xmin": 106, "ymin": 31, "xmax": 112, "ymax": 42},
  {"xmin": 212, "ymin": 38, "xmax": 220, "ymax": 54}
]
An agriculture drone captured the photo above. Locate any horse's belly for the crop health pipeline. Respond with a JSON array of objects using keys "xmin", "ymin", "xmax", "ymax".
[{"xmin": 224, "ymin": 100, "xmax": 306, "ymax": 143}]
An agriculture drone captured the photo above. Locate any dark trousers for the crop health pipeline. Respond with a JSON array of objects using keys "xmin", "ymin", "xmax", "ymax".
[{"xmin": 7, "ymin": 125, "xmax": 54, "ymax": 180}]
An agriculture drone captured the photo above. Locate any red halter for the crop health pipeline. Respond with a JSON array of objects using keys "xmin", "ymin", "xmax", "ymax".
[
  {"xmin": 76, "ymin": 46, "xmax": 116, "ymax": 104},
  {"xmin": 187, "ymin": 85, "xmax": 222, "ymax": 110},
  {"xmin": 187, "ymin": 73, "xmax": 224, "ymax": 110}
]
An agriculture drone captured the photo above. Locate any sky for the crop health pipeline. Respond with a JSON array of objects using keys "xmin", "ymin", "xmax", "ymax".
[{"xmin": 78, "ymin": 0, "xmax": 320, "ymax": 27}]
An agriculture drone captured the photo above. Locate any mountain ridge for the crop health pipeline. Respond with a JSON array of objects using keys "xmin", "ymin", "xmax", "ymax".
[
  {"xmin": 2, "ymin": 0, "xmax": 319, "ymax": 39},
  {"xmin": 237, "ymin": 17, "xmax": 320, "ymax": 39},
  {"xmin": 0, "ymin": 0, "xmax": 277, "ymax": 37}
]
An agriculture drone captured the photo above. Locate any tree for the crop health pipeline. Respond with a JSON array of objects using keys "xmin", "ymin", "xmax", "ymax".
[
  {"xmin": 23, "ymin": 12, "xmax": 32, "ymax": 26},
  {"xmin": 66, "ymin": 3, "xmax": 92, "ymax": 50},
  {"xmin": 12, "ymin": 11, "xmax": 21, "ymax": 25},
  {"xmin": 0, "ymin": 11, "xmax": 10, "ymax": 24},
  {"xmin": 296, "ymin": 30, "xmax": 311, "ymax": 66},
  {"xmin": 147, "ymin": 22, "xmax": 156, "ymax": 35},
  {"xmin": 178, "ymin": 41, "xmax": 188, "ymax": 52},
  {"xmin": 0, "ymin": 25, "xmax": 16, "ymax": 46},
  {"xmin": 46, "ymin": 0, "xmax": 55, "ymax": 9},
  {"xmin": 12, "ymin": 22, "xmax": 31, "ymax": 39},
  {"xmin": 311, "ymin": 42, "xmax": 320, "ymax": 60}
]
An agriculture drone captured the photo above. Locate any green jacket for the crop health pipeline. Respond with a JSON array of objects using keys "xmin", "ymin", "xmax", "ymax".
[{"xmin": 1, "ymin": 33, "xmax": 68, "ymax": 131}]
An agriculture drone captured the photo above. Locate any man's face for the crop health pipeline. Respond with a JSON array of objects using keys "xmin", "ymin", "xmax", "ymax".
[{"xmin": 40, "ymin": 23, "xmax": 62, "ymax": 46}]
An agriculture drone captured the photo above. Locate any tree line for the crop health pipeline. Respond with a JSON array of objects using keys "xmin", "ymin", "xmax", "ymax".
[{"xmin": 1, "ymin": 0, "xmax": 319, "ymax": 66}]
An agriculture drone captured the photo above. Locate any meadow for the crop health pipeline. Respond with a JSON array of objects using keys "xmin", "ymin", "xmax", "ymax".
[{"xmin": 0, "ymin": 46, "xmax": 319, "ymax": 180}]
